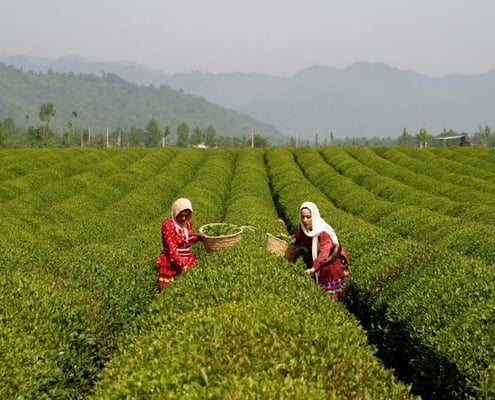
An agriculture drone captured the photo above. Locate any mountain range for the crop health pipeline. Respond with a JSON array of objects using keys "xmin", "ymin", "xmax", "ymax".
[
  {"xmin": 2, "ymin": 54, "xmax": 495, "ymax": 140},
  {"xmin": 0, "ymin": 56, "xmax": 285, "ymax": 144}
]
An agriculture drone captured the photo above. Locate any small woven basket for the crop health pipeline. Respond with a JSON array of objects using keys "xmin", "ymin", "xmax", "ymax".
[
  {"xmin": 199, "ymin": 223, "xmax": 244, "ymax": 253},
  {"xmin": 266, "ymin": 233, "xmax": 300, "ymax": 262}
]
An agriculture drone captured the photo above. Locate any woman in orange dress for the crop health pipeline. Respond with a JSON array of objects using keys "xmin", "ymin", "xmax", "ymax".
[{"xmin": 155, "ymin": 198, "xmax": 202, "ymax": 290}]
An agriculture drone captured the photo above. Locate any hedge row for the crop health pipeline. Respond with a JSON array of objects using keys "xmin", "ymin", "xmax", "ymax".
[
  {"xmin": 429, "ymin": 147, "xmax": 495, "ymax": 177},
  {"xmin": 3, "ymin": 147, "xmax": 492, "ymax": 399},
  {"xmin": 317, "ymin": 146, "xmax": 495, "ymax": 264},
  {"xmin": 290, "ymin": 146, "xmax": 495, "ymax": 399},
  {"xmin": 342, "ymin": 146, "xmax": 495, "ymax": 223},
  {"xmin": 374, "ymin": 146, "xmax": 495, "ymax": 200},
  {"xmin": 91, "ymin": 147, "xmax": 416, "ymax": 399},
  {"xmin": 0, "ymin": 148, "xmax": 209, "ymax": 398}
]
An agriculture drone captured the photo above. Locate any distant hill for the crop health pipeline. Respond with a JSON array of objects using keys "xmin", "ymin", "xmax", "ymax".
[
  {"xmin": 164, "ymin": 63, "xmax": 495, "ymax": 140},
  {"xmin": 2, "ymin": 54, "xmax": 495, "ymax": 140},
  {"xmin": 0, "ymin": 60, "xmax": 286, "ymax": 144}
]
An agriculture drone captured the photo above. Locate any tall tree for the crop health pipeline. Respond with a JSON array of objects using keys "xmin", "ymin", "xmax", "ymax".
[
  {"xmin": 482, "ymin": 125, "xmax": 491, "ymax": 146},
  {"xmin": 416, "ymin": 126, "xmax": 429, "ymax": 148},
  {"xmin": 72, "ymin": 110, "xmax": 78, "ymax": 146},
  {"xmin": 39, "ymin": 103, "xmax": 56, "ymax": 126},
  {"xmin": 204, "ymin": 125, "xmax": 216, "ymax": 147},
  {"xmin": 129, "ymin": 127, "xmax": 144, "ymax": 147},
  {"xmin": 400, "ymin": 127, "xmax": 408, "ymax": 145},
  {"xmin": 163, "ymin": 125, "xmax": 171, "ymax": 146},
  {"xmin": 27, "ymin": 126, "xmax": 44, "ymax": 148},
  {"xmin": 189, "ymin": 126, "xmax": 203, "ymax": 145},
  {"xmin": 176, "ymin": 122, "xmax": 190, "ymax": 147},
  {"xmin": 37, "ymin": 103, "xmax": 56, "ymax": 147},
  {"xmin": 144, "ymin": 118, "xmax": 161, "ymax": 147},
  {"xmin": 253, "ymin": 133, "xmax": 269, "ymax": 148}
]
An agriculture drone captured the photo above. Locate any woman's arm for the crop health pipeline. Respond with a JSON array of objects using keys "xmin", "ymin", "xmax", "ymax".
[
  {"xmin": 162, "ymin": 218, "xmax": 185, "ymax": 266},
  {"xmin": 187, "ymin": 221, "xmax": 203, "ymax": 243},
  {"xmin": 311, "ymin": 231, "xmax": 335, "ymax": 272},
  {"xmin": 326, "ymin": 243, "xmax": 341, "ymax": 263}
]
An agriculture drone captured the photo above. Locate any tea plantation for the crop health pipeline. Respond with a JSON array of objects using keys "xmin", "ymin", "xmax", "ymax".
[{"xmin": 0, "ymin": 146, "xmax": 493, "ymax": 399}]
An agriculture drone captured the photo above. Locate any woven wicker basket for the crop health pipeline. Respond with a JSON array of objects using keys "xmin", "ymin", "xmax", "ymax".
[
  {"xmin": 199, "ymin": 223, "xmax": 244, "ymax": 253},
  {"xmin": 265, "ymin": 233, "xmax": 300, "ymax": 262}
]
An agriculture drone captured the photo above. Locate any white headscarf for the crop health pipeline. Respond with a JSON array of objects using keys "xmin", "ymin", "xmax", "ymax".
[
  {"xmin": 171, "ymin": 198, "xmax": 193, "ymax": 240},
  {"xmin": 299, "ymin": 201, "xmax": 338, "ymax": 260}
]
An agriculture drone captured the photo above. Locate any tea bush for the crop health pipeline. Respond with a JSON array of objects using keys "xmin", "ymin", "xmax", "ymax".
[
  {"xmin": 289, "ymin": 146, "xmax": 495, "ymax": 399},
  {"xmin": 91, "ymin": 146, "xmax": 416, "ymax": 399},
  {"xmin": 1, "ymin": 147, "xmax": 494, "ymax": 399}
]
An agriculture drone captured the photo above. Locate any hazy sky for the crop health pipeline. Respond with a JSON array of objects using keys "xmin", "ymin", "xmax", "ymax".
[{"xmin": 1, "ymin": 0, "xmax": 494, "ymax": 77}]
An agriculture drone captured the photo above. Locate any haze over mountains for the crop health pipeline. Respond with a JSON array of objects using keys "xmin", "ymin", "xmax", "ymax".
[{"xmin": 2, "ymin": 54, "xmax": 495, "ymax": 140}]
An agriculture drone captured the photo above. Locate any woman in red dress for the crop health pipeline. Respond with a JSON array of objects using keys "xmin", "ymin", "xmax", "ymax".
[
  {"xmin": 155, "ymin": 198, "xmax": 202, "ymax": 291},
  {"xmin": 293, "ymin": 201, "xmax": 350, "ymax": 301}
]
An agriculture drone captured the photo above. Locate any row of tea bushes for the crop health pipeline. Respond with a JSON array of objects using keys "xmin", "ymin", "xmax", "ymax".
[
  {"xmin": 0, "ymin": 148, "xmax": 84, "ymax": 182},
  {"xmin": 224, "ymin": 148, "xmax": 281, "ymax": 231},
  {"xmin": 312, "ymin": 147, "xmax": 495, "ymax": 264},
  {"xmin": 263, "ymin": 146, "xmax": 408, "ymax": 294},
  {"xmin": 394, "ymin": 146, "xmax": 495, "ymax": 223},
  {"xmin": 3, "ymin": 146, "xmax": 492, "ymax": 398},
  {"xmin": 341, "ymin": 146, "xmax": 495, "ymax": 223},
  {"xmin": 0, "ymin": 148, "xmax": 85, "ymax": 201},
  {"xmin": 322, "ymin": 145, "xmax": 495, "ymax": 219},
  {"xmin": 0, "ymin": 149, "xmax": 209, "ymax": 398},
  {"xmin": 430, "ymin": 146, "xmax": 495, "ymax": 172},
  {"xmin": 178, "ymin": 147, "xmax": 237, "ymax": 227},
  {"xmin": 281, "ymin": 147, "xmax": 494, "ymax": 399},
  {"xmin": 91, "ymin": 147, "xmax": 416, "ymax": 399},
  {"xmin": 402, "ymin": 146, "xmax": 495, "ymax": 184},
  {"xmin": 93, "ymin": 259, "xmax": 417, "ymax": 399},
  {"xmin": 375, "ymin": 146, "xmax": 495, "ymax": 198}
]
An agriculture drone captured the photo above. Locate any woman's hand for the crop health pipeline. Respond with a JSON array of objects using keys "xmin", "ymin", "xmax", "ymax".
[{"xmin": 305, "ymin": 267, "xmax": 315, "ymax": 274}]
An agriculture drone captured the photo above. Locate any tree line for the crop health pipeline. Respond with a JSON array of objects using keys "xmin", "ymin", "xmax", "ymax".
[
  {"xmin": 288, "ymin": 125, "xmax": 495, "ymax": 148},
  {"xmin": 0, "ymin": 103, "xmax": 270, "ymax": 149},
  {"xmin": 1, "ymin": 102, "xmax": 494, "ymax": 149}
]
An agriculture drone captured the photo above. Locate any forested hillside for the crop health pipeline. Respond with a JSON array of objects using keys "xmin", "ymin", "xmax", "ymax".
[
  {"xmin": 0, "ymin": 63, "xmax": 286, "ymax": 144},
  {"xmin": 5, "ymin": 55, "xmax": 495, "ymax": 141}
]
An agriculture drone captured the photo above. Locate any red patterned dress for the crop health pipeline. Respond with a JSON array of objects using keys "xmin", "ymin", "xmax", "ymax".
[
  {"xmin": 294, "ymin": 229, "xmax": 350, "ymax": 301},
  {"xmin": 155, "ymin": 216, "xmax": 201, "ymax": 290}
]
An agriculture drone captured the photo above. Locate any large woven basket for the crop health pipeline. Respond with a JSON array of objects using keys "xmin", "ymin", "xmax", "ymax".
[
  {"xmin": 265, "ymin": 233, "xmax": 300, "ymax": 262},
  {"xmin": 199, "ymin": 223, "xmax": 244, "ymax": 253}
]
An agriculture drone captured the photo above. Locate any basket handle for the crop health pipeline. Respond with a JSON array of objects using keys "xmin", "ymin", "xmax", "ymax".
[{"xmin": 239, "ymin": 225, "xmax": 256, "ymax": 232}]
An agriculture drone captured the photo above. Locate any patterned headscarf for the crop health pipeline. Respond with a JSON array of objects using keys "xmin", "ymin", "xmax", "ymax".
[
  {"xmin": 171, "ymin": 198, "xmax": 193, "ymax": 240},
  {"xmin": 299, "ymin": 201, "xmax": 338, "ymax": 260}
]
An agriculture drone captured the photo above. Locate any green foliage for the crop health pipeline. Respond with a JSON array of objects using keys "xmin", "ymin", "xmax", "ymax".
[
  {"xmin": 144, "ymin": 118, "xmax": 161, "ymax": 147},
  {"xmin": 200, "ymin": 223, "xmax": 241, "ymax": 237},
  {"xmin": 1, "ymin": 147, "xmax": 495, "ymax": 399},
  {"xmin": 280, "ymin": 146, "xmax": 495, "ymax": 400},
  {"xmin": 273, "ymin": 233, "xmax": 296, "ymax": 245},
  {"xmin": 0, "ymin": 64, "xmax": 284, "ymax": 145},
  {"xmin": 91, "ymin": 146, "xmax": 415, "ymax": 399},
  {"xmin": 175, "ymin": 122, "xmax": 189, "ymax": 147}
]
